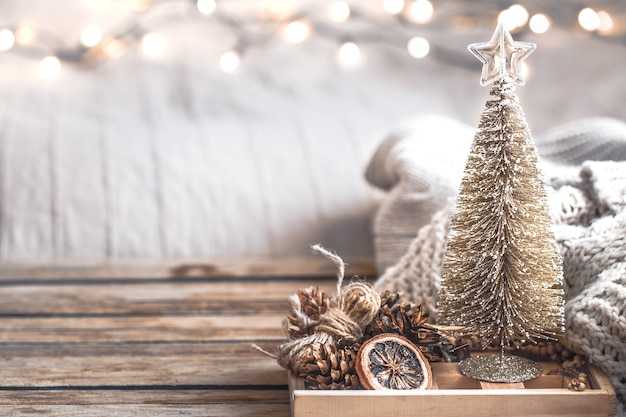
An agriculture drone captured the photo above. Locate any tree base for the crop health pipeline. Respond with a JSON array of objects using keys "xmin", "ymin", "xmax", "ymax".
[{"xmin": 459, "ymin": 353, "xmax": 543, "ymax": 383}]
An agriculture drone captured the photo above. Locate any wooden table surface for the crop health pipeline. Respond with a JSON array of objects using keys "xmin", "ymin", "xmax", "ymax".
[{"xmin": 0, "ymin": 259, "xmax": 375, "ymax": 416}]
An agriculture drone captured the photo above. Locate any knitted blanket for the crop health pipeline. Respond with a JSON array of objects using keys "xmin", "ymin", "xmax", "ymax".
[{"xmin": 366, "ymin": 115, "xmax": 626, "ymax": 416}]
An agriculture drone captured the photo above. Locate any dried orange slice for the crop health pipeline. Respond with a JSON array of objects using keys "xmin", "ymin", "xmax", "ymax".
[{"xmin": 356, "ymin": 333, "xmax": 432, "ymax": 390}]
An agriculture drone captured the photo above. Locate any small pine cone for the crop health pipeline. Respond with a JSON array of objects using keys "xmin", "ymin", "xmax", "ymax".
[
  {"xmin": 379, "ymin": 290, "xmax": 402, "ymax": 310},
  {"xmin": 286, "ymin": 287, "xmax": 331, "ymax": 339},
  {"xmin": 364, "ymin": 292, "xmax": 443, "ymax": 362},
  {"xmin": 300, "ymin": 343, "xmax": 361, "ymax": 390}
]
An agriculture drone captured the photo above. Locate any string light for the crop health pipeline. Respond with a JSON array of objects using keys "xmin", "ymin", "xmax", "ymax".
[
  {"xmin": 597, "ymin": 11, "xmax": 614, "ymax": 33},
  {"xmin": 282, "ymin": 20, "xmax": 312, "ymax": 44},
  {"xmin": 337, "ymin": 41, "xmax": 361, "ymax": 69},
  {"xmin": 529, "ymin": 13, "xmax": 550, "ymax": 34},
  {"xmin": 383, "ymin": 0, "xmax": 405, "ymax": 15},
  {"xmin": 38, "ymin": 56, "xmax": 61, "ymax": 79},
  {"xmin": 141, "ymin": 33, "xmax": 166, "ymax": 56},
  {"xmin": 578, "ymin": 8, "xmax": 600, "ymax": 32},
  {"xmin": 219, "ymin": 50, "xmax": 240, "ymax": 73},
  {"xmin": 329, "ymin": 1, "xmax": 351, "ymax": 23},
  {"xmin": 80, "ymin": 25, "xmax": 103, "ymax": 48},
  {"xmin": 0, "ymin": 29, "xmax": 15, "ymax": 52},
  {"xmin": 0, "ymin": 1, "xmax": 622, "ymax": 78},
  {"xmin": 407, "ymin": 36, "xmax": 430, "ymax": 58},
  {"xmin": 408, "ymin": 0, "xmax": 433, "ymax": 24},
  {"xmin": 498, "ymin": 4, "xmax": 529, "ymax": 31},
  {"xmin": 197, "ymin": 0, "xmax": 216, "ymax": 16},
  {"xmin": 14, "ymin": 25, "xmax": 36, "ymax": 46},
  {"xmin": 102, "ymin": 38, "xmax": 127, "ymax": 59}
]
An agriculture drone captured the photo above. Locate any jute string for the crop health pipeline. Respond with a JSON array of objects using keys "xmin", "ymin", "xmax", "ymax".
[{"xmin": 256, "ymin": 245, "xmax": 381, "ymax": 374}]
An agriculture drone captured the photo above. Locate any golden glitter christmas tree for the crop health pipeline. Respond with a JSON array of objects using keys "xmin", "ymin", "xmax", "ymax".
[{"xmin": 437, "ymin": 23, "xmax": 565, "ymax": 383}]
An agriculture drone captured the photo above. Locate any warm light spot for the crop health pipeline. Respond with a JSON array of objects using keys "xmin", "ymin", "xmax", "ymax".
[
  {"xmin": 508, "ymin": 4, "xmax": 529, "ymax": 28},
  {"xmin": 498, "ymin": 4, "xmax": 528, "ymax": 30},
  {"xmin": 337, "ymin": 41, "xmax": 361, "ymax": 68},
  {"xmin": 529, "ymin": 13, "xmax": 550, "ymax": 34},
  {"xmin": 80, "ymin": 25, "xmax": 103, "ymax": 48},
  {"xmin": 102, "ymin": 38, "xmax": 127, "ymax": 59},
  {"xmin": 383, "ymin": 0, "xmax": 404, "ymax": 15},
  {"xmin": 0, "ymin": 29, "xmax": 15, "ymax": 51},
  {"xmin": 262, "ymin": 0, "xmax": 295, "ymax": 20},
  {"xmin": 129, "ymin": 0, "xmax": 150, "ymax": 11},
  {"xmin": 14, "ymin": 25, "xmax": 36, "ymax": 45},
  {"xmin": 329, "ymin": 1, "xmax": 350, "ymax": 22},
  {"xmin": 282, "ymin": 20, "xmax": 312, "ymax": 44},
  {"xmin": 597, "ymin": 11, "xmax": 614, "ymax": 33},
  {"xmin": 219, "ymin": 51, "xmax": 240, "ymax": 73},
  {"xmin": 197, "ymin": 0, "xmax": 216, "ymax": 15},
  {"xmin": 141, "ymin": 33, "xmax": 166, "ymax": 57},
  {"xmin": 578, "ymin": 8, "xmax": 600, "ymax": 31},
  {"xmin": 407, "ymin": 36, "xmax": 430, "ymax": 58},
  {"xmin": 38, "ymin": 56, "xmax": 61, "ymax": 79},
  {"xmin": 409, "ymin": 0, "xmax": 433, "ymax": 23}
]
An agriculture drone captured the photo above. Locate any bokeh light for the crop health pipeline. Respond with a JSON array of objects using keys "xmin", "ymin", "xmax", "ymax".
[
  {"xmin": 282, "ymin": 20, "xmax": 312, "ymax": 44},
  {"xmin": 409, "ymin": 0, "xmax": 433, "ymax": 24},
  {"xmin": 38, "ymin": 56, "xmax": 61, "ymax": 79},
  {"xmin": 220, "ymin": 51, "xmax": 240, "ymax": 73},
  {"xmin": 337, "ymin": 41, "xmax": 361, "ymax": 68},
  {"xmin": 329, "ymin": 1, "xmax": 350, "ymax": 22},
  {"xmin": 141, "ymin": 33, "xmax": 166, "ymax": 57},
  {"xmin": 197, "ymin": 0, "xmax": 217, "ymax": 15},
  {"xmin": 407, "ymin": 36, "xmax": 430, "ymax": 59},
  {"xmin": 0, "ymin": 29, "xmax": 15, "ymax": 51},
  {"xmin": 80, "ymin": 25, "xmax": 103, "ymax": 48},
  {"xmin": 578, "ymin": 8, "xmax": 600, "ymax": 31},
  {"xmin": 529, "ymin": 14, "xmax": 550, "ymax": 34}
]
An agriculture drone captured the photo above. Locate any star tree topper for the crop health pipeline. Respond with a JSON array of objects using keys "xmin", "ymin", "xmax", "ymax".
[{"xmin": 468, "ymin": 23, "xmax": 536, "ymax": 86}]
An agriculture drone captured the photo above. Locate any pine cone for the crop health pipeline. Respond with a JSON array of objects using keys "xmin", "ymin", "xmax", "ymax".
[
  {"xmin": 365, "ymin": 291, "xmax": 444, "ymax": 361},
  {"xmin": 300, "ymin": 343, "xmax": 361, "ymax": 390},
  {"xmin": 286, "ymin": 287, "xmax": 331, "ymax": 339},
  {"xmin": 379, "ymin": 290, "xmax": 402, "ymax": 310}
]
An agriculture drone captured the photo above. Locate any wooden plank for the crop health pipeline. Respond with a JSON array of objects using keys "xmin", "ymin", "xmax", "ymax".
[
  {"xmin": 0, "ymin": 264, "xmax": 372, "ymax": 415},
  {"xmin": 587, "ymin": 365, "xmax": 617, "ymax": 417},
  {"xmin": 0, "ymin": 351, "xmax": 285, "ymax": 388},
  {"xmin": 293, "ymin": 389, "xmax": 614, "ymax": 417},
  {"xmin": 0, "ymin": 279, "xmax": 337, "ymax": 315},
  {"xmin": 0, "ymin": 257, "xmax": 376, "ymax": 281},
  {"xmin": 0, "ymin": 389, "xmax": 288, "ymax": 405},
  {"xmin": 0, "ymin": 404, "xmax": 290, "ymax": 417},
  {"xmin": 0, "ymin": 341, "xmax": 283, "ymax": 359},
  {"xmin": 0, "ymin": 315, "xmax": 285, "ymax": 343},
  {"xmin": 0, "ymin": 340, "xmax": 287, "ymax": 387}
]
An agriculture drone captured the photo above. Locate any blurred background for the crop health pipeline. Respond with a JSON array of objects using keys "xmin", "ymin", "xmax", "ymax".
[{"xmin": 0, "ymin": 0, "xmax": 624, "ymax": 262}]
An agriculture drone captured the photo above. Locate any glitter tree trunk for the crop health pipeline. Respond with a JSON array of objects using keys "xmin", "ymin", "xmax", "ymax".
[{"xmin": 438, "ymin": 78, "xmax": 564, "ymax": 352}]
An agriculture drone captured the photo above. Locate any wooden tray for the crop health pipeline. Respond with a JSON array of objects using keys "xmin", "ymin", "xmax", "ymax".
[{"xmin": 289, "ymin": 359, "xmax": 616, "ymax": 417}]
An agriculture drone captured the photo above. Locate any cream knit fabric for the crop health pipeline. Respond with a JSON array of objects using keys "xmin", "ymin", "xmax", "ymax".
[
  {"xmin": 367, "ymin": 116, "xmax": 626, "ymax": 416},
  {"xmin": 364, "ymin": 114, "xmax": 475, "ymax": 272}
]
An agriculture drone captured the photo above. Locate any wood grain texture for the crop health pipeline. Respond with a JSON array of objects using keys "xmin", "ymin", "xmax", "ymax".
[
  {"xmin": 0, "ymin": 257, "xmax": 376, "ymax": 280},
  {"xmin": 2, "ymin": 263, "xmax": 615, "ymax": 416},
  {"xmin": 0, "ymin": 263, "xmax": 333, "ymax": 414}
]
